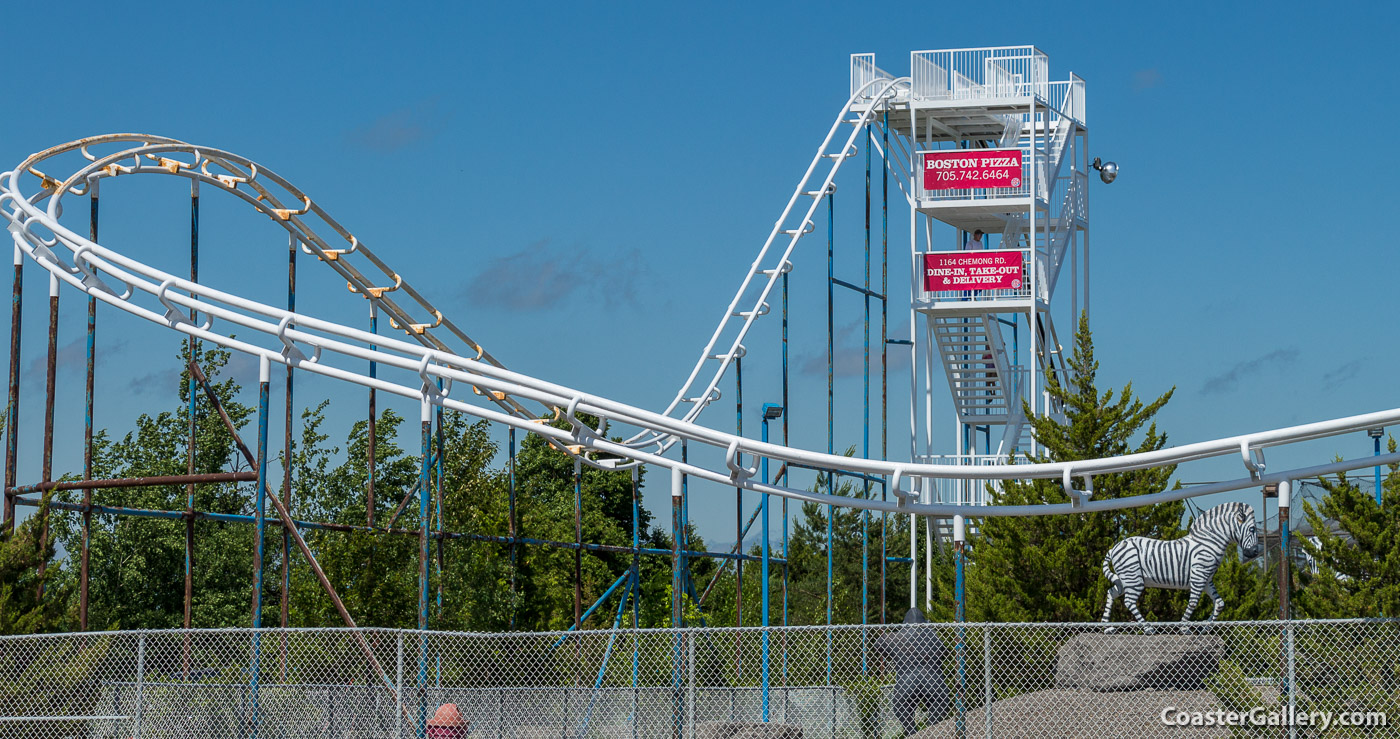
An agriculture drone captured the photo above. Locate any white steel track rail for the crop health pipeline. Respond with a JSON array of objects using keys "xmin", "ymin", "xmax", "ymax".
[{"xmin": 5, "ymin": 135, "xmax": 1398, "ymax": 520}]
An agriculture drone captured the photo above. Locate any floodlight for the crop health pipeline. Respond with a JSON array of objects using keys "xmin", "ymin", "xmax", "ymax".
[
  {"xmin": 1091, "ymin": 156, "xmax": 1118, "ymax": 184},
  {"xmin": 762, "ymin": 404, "xmax": 785, "ymax": 420},
  {"xmin": 1368, "ymin": 427, "xmax": 1385, "ymax": 439}
]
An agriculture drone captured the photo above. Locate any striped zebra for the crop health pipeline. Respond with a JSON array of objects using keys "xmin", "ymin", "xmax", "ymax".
[{"xmin": 1100, "ymin": 501, "xmax": 1259, "ymax": 631}]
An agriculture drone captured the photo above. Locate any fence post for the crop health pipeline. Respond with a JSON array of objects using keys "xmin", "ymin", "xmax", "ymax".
[
  {"xmin": 1287, "ymin": 622, "xmax": 1296, "ymax": 739},
  {"xmin": 983, "ymin": 625, "xmax": 992, "ymax": 737},
  {"xmin": 134, "ymin": 633, "xmax": 146, "ymax": 739},
  {"xmin": 396, "ymin": 632, "xmax": 405, "ymax": 739},
  {"xmin": 687, "ymin": 632, "xmax": 696, "ymax": 736}
]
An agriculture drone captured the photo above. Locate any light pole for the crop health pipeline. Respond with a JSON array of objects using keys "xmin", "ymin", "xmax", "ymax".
[
  {"xmin": 1369, "ymin": 428, "xmax": 1384, "ymax": 505},
  {"xmin": 760, "ymin": 403, "xmax": 783, "ymax": 722}
]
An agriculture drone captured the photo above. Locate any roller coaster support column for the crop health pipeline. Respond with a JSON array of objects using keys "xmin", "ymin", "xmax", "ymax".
[
  {"xmin": 862, "ymin": 119, "xmax": 871, "ymax": 672},
  {"xmin": 37, "ymin": 267, "xmax": 57, "ymax": 599},
  {"xmin": 508, "ymin": 427, "xmax": 517, "ymax": 628},
  {"xmin": 253, "ymin": 356, "xmax": 270, "ymax": 626},
  {"xmin": 418, "ymin": 394, "xmax": 431, "ymax": 737},
  {"xmin": 670, "ymin": 464, "xmax": 684, "ymax": 739},
  {"xmin": 282, "ymin": 233, "xmax": 297, "ymax": 640},
  {"xmin": 4, "ymin": 222, "xmax": 21, "ymax": 534},
  {"xmin": 1278, "ymin": 480, "xmax": 1291, "ymax": 621},
  {"xmin": 574, "ymin": 458, "xmax": 583, "ymax": 630},
  {"xmin": 781, "ymin": 255, "xmax": 790, "ymax": 635},
  {"xmin": 368, "ymin": 302, "xmax": 377, "ymax": 526},
  {"xmin": 1370, "ymin": 427, "xmax": 1384, "ymax": 504},
  {"xmin": 953, "ymin": 513, "xmax": 967, "ymax": 739},
  {"xmin": 825, "ymin": 185, "xmax": 835, "ymax": 686},
  {"xmin": 419, "ymin": 395, "xmax": 432, "ymax": 630},
  {"xmin": 880, "ymin": 109, "xmax": 889, "ymax": 626},
  {"xmin": 81, "ymin": 179, "xmax": 98, "ymax": 630},
  {"xmin": 183, "ymin": 180, "xmax": 199, "ymax": 677},
  {"xmin": 1278, "ymin": 479, "xmax": 1294, "ymax": 728},
  {"xmin": 251, "ymin": 355, "xmax": 270, "ymax": 736},
  {"xmin": 760, "ymin": 404, "xmax": 782, "ymax": 723},
  {"xmin": 630, "ymin": 465, "xmax": 640, "ymax": 735}
]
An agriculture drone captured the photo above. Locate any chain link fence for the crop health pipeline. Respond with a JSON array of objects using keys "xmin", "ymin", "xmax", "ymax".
[{"xmin": 0, "ymin": 619, "xmax": 1395, "ymax": 737}]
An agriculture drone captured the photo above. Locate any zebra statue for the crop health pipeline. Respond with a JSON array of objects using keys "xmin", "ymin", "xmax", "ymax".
[{"xmin": 1100, "ymin": 501, "xmax": 1259, "ymax": 631}]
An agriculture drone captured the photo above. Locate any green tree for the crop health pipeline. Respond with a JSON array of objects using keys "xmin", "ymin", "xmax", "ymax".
[
  {"xmin": 50, "ymin": 345, "xmax": 256, "ymax": 630},
  {"xmin": 1295, "ymin": 450, "xmax": 1400, "ymax": 618},
  {"xmin": 0, "ymin": 494, "xmax": 71, "ymax": 634},
  {"xmin": 967, "ymin": 312, "xmax": 1184, "ymax": 623}
]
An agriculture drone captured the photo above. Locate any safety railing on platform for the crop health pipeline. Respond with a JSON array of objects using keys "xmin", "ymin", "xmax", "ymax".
[
  {"xmin": 0, "ymin": 620, "xmax": 1393, "ymax": 737},
  {"xmin": 849, "ymin": 54, "xmax": 895, "ymax": 100},
  {"xmin": 910, "ymin": 46, "xmax": 1050, "ymax": 103}
]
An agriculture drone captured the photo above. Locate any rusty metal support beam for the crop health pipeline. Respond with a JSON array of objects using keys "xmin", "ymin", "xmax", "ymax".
[
  {"xmin": 81, "ymin": 179, "xmax": 98, "ymax": 630},
  {"xmin": 4, "ymin": 226, "xmax": 21, "ymax": 534},
  {"xmin": 184, "ymin": 179, "xmax": 199, "ymax": 650},
  {"xmin": 6, "ymin": 471, "xmax": 257, "ymax": 495},
  {"xmin": 38, "ymin": 271, "xmax": 57, "ymax": 598},
  {"xmin": 367, "ymin": 303, "xmax": 377, "ymax": 527},
  {"xmin": 282, "ymin": 233, "xmax": 296, "ymax": 641}
]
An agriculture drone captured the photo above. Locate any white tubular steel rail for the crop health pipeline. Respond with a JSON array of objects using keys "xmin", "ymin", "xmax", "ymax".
[
  {"xmin": 626, "ymin": 75, "xmax": 912, "ymax": 455},
  {"xmin": 5, "ymin": 134, "xmax": 1400, "ymax": 519}
]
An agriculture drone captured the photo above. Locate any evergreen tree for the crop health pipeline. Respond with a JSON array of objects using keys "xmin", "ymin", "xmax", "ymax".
[
  {"xmin": 1295, "ymin": 450, "xmax": 1400, "ymax": 618},
  {"xmin": 967, "ymin": 313, "xmax": 1184, "ymax": 622}
]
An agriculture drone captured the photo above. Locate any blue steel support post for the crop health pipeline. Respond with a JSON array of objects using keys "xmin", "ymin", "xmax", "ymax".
[
  {"xmin": 1279, "ymin": 480, "xmax": 1293, "ymax": 700},
  {"xmin": 781, "ymin": 268, "xmax": 790, "ymax": 633},
  {"xmin": 434, "ymin": 378, "xmax": 444, "ymax": 686},
  {"xmin": 417, "ymin": 396, "xmax": 431, "ymax": 737},
  {"xmin": 251, "ymin": 356, "xmax": 270, "ymax": 737},
  {"xmin": 1374, "ymin": 430, "xmax": 1384, "ymax": 505},
  {"xmin": 630, "ymin": 466, "xmax": 640, "ymax": 737},
  {"xmin": 670, "ymin": 465, "xmax": 683, "ymax": 738},
  {"xmin": 681, "ymin": 441, "xmax": 689, "ymax": 618},
  {"xmin": 825, "ymin": 188, "xmax": 834, "ymax": 684},
  {"xmin": 862, "ymin": 121, "xmax": 871, "ymax": 675},
  {"xmin": 759, "ymin": 405, "xmax": 782, "ymax": 723},
  {"xmin": 735, "ymin": 356, "xmax": 743, "ymax": 631},
  {"xmin": 880, "ymin": 109, "xmax": 889, "ymax": 624},
  {"xmin": 954, "ymin": 515, "xmax": 966, "ymax": 738}
]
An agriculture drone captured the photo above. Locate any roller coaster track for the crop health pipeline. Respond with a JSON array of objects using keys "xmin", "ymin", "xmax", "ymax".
[{"xmin": 5, "ymin": 131, "xmax": 1399, "ymax": 519}]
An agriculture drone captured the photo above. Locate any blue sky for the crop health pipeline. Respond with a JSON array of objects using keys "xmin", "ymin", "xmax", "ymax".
[{"xmin": 2, "ymin": 1, "xmax": 1398, "ymax": 547}]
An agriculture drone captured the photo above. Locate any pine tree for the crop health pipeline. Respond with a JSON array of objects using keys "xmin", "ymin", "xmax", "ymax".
[
  {"xmin": 967, "ymin": 312, "xmax": 1184, "ymax": 622},
  {"xmin": 1295, "ymin": 447, "xmax": 1400, "ymax": 618}
]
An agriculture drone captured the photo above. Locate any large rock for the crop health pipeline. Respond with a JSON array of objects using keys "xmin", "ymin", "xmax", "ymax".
[
  {"xmin": 1055, "ymin": 632, "xmax": 1225, "ymax": 692},
  {"xmin": 694, "ymin": 721, "xmax": 803, "ymax": 738}
]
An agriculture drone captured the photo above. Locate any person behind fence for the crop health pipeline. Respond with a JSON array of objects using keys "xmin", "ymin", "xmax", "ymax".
[{"xmin": 873, "ymin": 607, "xmax": 951, "ymax": 734}]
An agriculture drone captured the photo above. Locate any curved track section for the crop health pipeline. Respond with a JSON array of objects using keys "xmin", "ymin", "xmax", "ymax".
[{"xmin": 4, "ymin": 134, "xmax": 1398, "ymax": 519}]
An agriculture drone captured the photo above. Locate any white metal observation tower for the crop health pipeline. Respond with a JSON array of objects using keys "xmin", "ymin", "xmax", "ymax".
[{"xmin": 852, "ymin": 46, "xmax": 1089, "ymax": 511}]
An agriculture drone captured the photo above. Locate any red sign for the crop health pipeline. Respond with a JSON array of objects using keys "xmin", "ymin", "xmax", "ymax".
[
  {"xmin": 922, "ymin": 149, "xmax": 1023, "ymax": 190},
  {"xmin": 923, "ymin": 250, "xmax": 1023, "ymax": 292}
]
